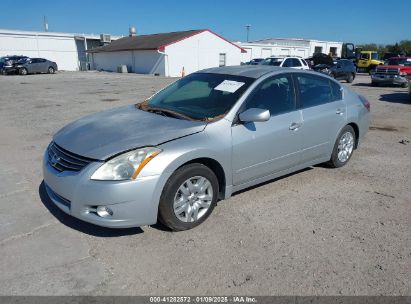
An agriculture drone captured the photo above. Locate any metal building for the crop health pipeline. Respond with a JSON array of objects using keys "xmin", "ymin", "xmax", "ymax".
[
  {"xmin": 89, "ymin": 29, "xmax": 246, "ymax": 77},
  {"xmin": 0, "ymin": 29, "xmax": 121, "ymax": 71},
  {"xmin": 238, "ymin": 38, "xmax": 343, "ymax": 63}
]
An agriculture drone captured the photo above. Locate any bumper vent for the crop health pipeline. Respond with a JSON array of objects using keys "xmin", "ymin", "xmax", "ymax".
[{"xmin": 47, "ymin": 142, "xmax": 95, "ymax": 172}]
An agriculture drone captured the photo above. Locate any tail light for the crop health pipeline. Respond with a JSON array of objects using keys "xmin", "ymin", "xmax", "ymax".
[{"xmin": 358, "ymin": 95, "xmax": 370, "ymax": 111}]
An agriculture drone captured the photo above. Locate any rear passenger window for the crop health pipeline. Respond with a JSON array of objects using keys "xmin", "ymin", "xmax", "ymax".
[
  {"xmin": 244, "ymin": 74, "xmax": 295, "ymax": 116},
  {"xmin": 297, "ymin": 74, "xmax": 333, "ymax": 107},
  {"xmin": 330, "ymin": 80, "xmax": 342, "ymax": 101}
]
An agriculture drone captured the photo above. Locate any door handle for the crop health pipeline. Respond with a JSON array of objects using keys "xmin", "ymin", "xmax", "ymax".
[
  {"xmin": 336, "ymin": 109, "xmax": 345, "ymax": 115},
  {"xmin": 289, "ymin": 122, "xmax": 301, "ymax": 131}
]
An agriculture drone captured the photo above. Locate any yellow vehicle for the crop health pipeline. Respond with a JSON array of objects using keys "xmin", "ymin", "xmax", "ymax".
[{"xmin": 357, "ymin": 51, "xmax": 384, "ymax": 73}]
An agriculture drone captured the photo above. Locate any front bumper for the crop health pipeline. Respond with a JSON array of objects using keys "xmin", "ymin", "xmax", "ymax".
[
  {"xmin": 42, "ymin": 151, "xmax": 164, "ymax": 228},
  {"xmin": 371, "ymin": 74, "xmax": 407, "ymax": 86}
]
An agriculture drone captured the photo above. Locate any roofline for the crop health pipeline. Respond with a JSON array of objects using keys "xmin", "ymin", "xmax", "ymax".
[
  {"xmin": 0, "ymin": 28, "xmax": 122, "ymax": 40},
  {"xmin": 89, "ymin": 29, "xmax": 247, "ymax": 54}
]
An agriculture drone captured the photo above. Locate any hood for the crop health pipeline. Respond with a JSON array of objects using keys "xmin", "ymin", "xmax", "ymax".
[{"xmin": 53, "ymin": 105, "xmax": 206, "ymax": 160}]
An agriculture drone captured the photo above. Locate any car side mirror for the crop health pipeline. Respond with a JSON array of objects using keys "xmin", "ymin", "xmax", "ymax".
[{"xmin": 239, "ymin": 108, "xmax": 270, "ymax": 123}]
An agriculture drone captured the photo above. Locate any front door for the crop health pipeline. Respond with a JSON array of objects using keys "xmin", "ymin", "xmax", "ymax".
[{"xmin": 231, "ymin": 74, "xmax": 303, "ymax": 186}]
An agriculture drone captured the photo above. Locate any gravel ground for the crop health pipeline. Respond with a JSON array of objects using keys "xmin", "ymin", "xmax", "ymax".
[{"xmin": 0, "ymin": 71, "xmax": 409, "ymax": 296}]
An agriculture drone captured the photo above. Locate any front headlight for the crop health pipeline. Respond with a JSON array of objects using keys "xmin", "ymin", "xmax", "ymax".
[{"xmin": 91, "ymin": 147, "xmax": 161, "ymax": 181}]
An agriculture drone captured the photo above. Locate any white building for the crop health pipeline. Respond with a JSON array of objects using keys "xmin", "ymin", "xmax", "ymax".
[
  {"xmin": 89, "ymin": 29, "xmax": 246, "ymax": 77},
  {"xmin": 238, "ymin": 38, "xmax": 343, "ymax": 63},
  {"xmin": 0, "ymin": 29, "xmax": 121, "ymax": 71}
]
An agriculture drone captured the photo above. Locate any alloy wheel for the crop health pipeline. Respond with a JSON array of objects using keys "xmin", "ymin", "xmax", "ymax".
[
  {"xmin": 173, "ymin": 176, "xmax": 213, "ymax": 223},
  {"xmin": 337, "ymin": 132, "xmax": 354, "ymax": 163}
]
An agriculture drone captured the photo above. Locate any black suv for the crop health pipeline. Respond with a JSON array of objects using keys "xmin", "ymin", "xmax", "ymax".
[{"xmin": 314, "ymin": 59, "xmax": 356, "ymax": 83}]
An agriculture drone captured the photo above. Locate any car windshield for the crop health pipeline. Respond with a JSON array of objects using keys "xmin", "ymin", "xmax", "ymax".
[
  {"xmin": 261, "ymin": 58, "xmax": 282, "ymax": 66},
  {"xmin": 140, "ymin": 73, "xmax": 254, "ymax": 121}
]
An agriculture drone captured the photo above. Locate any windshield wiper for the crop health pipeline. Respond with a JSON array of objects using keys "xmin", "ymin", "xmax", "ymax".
[{"xmin": 145, "ymin": 106, "xmax": 195, "ymax": 121}]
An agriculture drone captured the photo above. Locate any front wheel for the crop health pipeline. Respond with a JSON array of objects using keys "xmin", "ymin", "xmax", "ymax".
[
  {"xmin": 48, "ymin": 66, "xmax": 55, "ymax": 74},
  {"xmin": 19, "ymin": 68, "xmax": 28, "ymax": 75},
  {"xmin": 158, "ymin": 163, "xmax": 219, "ymax": 231},
  {"xmin": 327, "ymin": 125, "xmax": 356, "ymax": 168},
  {"xmin": 346, "ymin": 73, "xmax": 354, "ymax": 83}
]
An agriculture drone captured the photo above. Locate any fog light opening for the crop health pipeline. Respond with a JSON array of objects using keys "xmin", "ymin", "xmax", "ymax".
[{"xmin": 96, "ymin": 206, "xmax": 113, "ymax": 218}]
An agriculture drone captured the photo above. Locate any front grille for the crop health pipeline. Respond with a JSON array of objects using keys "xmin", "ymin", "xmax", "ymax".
[
  {"xmin": 375, "ymin": 67, "xmax": 400, "ymax": 75},
  {"xmin": 47, "ymin": 142, "xmax": 95, "ymax": 172}
]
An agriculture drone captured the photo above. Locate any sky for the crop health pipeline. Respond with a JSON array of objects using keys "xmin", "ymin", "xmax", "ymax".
[{"xmin": 1, "ymin": 0, "xmax": 410, "ymax": 45}]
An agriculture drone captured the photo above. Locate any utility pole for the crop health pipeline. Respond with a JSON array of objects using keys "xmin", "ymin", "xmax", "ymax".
[
  {"xmin": 44, "ymin": 16, "xmax": 48, "ymax": 32},
  {"xmin": 245, "ymin": 24, "xmax": 251, "ymax": 42}
]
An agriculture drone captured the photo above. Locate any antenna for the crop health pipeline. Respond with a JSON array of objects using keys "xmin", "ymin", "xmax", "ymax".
[
  {"xmin": 245, "ymin": 24, "xmax": 251, "ymax": 42},
  {"xmin": 43, "ymin": 16, "xmax": 48, "ymax": 32}
]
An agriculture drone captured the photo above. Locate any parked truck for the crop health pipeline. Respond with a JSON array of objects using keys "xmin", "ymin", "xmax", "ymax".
[
  {"xmin": 357, "ymin": 51, "xmax": 384, "ymax": 73},
  {"xmin": 371, "ymin": 57, "xmax": 411, "ymax": 87}
]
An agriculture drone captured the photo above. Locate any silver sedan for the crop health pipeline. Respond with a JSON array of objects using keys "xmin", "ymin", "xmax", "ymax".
[{"xmin": 43, "ymin": 66, "xmax": 370, "ymax": 231}]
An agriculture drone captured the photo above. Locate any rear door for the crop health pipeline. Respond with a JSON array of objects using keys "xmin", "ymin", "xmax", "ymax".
[
  {"xmin": 294, "ymin": 73, "xmax": 346, "ymax": 163},
  {"xmin": 37, "ymin": 59, "xmax": 48, "ymax": 73},
  {"xmin": 231, "ymin": 73, "xmax": 303, "ymax": 186}
]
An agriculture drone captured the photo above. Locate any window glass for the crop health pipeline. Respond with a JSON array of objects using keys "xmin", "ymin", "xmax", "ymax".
[
  {"xmin": 360, "ymin": 53, "xmax": 370, "ymax": 60},
  {"xmin": 302, "ymin": 59, "xmax": 308, "ymax": 66},
  {"xmin": 147, "ymin": 73, "xmax": 254, "ymax": 120},
  {"xmin": 297, "ymin": 74, "xmax": 333, "ymax": 107},
  {"xmin": 282, "ymin": 58, "xmax": 293, "ymax": 67},
  {"xmin": 291, "ymin": 58, "xmax": 302, "ymax": 67},
  {"xmin": 244, "ymin": 74, "xmax": 295, "ymax": 116},
  {"xmin": 330, "ymin": 80, "xmax": 342, "ymax": 101}
]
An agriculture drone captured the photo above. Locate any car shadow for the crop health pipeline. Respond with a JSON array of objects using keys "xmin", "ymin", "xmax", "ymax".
[
  {"xmin": 352, "ymin": 83, "xmax": 372, "ymax": 87},
  {"xmin": 231, "ymin": 167, "xmax": 313, "ymax": 197},
  {"xmin": 379, "ymin": 93, "xmax": 410, "ymax": 104},
  {"xmin": 38, "ymin": 181, "xmax": 144, "ymax": 237}
]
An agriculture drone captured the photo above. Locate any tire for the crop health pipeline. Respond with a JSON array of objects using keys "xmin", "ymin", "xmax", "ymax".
[
  {"xmin": 19, "ymin": 68, "xmax": 28, "ymax": 75},
  {"xmin": 48, "ymin": 66, "xmax": 55, "ymax": 74},
  {"xmin": 158, "ymin": 163, "xmax": 219, "ymax": 231},
  {"xmin": 371, "ymin": 81, "xmax": 378, "ymax": 87},
  {"xmin": 401, "ymin": 82, "xmax": 407, "ymax": 88},
  {"xmin": 346, "ymin": 73, "xmax": 354, "ymax": 83},
  {"xmin": 327, "ymin": 125, "xmax": 356, "ymax": 168}
]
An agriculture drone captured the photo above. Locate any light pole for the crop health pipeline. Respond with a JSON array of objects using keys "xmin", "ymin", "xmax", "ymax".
[{"xmin": 245, "ymin": 24, "xmax": 251, "ymax": 42}]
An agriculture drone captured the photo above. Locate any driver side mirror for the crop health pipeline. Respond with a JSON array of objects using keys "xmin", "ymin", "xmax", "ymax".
[{"xmin": 239, "ymin": 108, "xmax": 270, "ymax": 123}]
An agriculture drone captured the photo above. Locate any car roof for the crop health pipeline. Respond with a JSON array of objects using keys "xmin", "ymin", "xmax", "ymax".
[
  {"xmin": 198, "ymin": 65, "xmax": 321, "ymax": 79},
  {"xmin": 199, "ymin": 65, "xmax": 289, "ymax": 79}
]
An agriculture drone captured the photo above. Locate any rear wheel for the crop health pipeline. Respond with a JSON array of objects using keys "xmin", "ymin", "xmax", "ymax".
[
  {"xmin": 19, "ymin": 68, "xmax": 28, "ymax": 75},
  {"xmin": 158, "ymin": 163, "xmax": 219, "ymax": 231},
  {"xmin": 327, "ymin": 125, "xmax": 356, "ymax": 168},
  {"xmin": 48, "ymin": 66, "xmax": 55, "ymax": 74},
  {"xmin": 346, "ymin": 73, "xmax": 354, "ymax": 83}
]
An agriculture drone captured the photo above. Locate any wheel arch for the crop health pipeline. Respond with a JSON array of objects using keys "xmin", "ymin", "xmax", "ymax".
[
  {"xmin": 347, "ymin": 122, "xmax": 359, "ymax": 149},
  {"xmin": 176, "ymin": 157, "xmax": 227, "ymax": 199}
]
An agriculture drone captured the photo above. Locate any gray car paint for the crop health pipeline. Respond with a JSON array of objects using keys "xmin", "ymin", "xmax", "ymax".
[
  {"xmin": 53, "ymin": 105, "xmax": 207, "ymax": 160},
  {"xmin": 43, "ymin": 66, "xmax": 370, "ymax": 228}
]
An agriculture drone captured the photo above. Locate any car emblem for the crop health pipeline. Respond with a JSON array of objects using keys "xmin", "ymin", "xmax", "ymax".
[{"xmin": 50, "ymin": 153, "xmax": 61, "ymax": 167}]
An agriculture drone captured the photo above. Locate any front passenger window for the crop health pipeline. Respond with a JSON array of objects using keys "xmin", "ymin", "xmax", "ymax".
[{"xmin": 243, "ymin": 74, "xmax": 295, "ymax": 116}]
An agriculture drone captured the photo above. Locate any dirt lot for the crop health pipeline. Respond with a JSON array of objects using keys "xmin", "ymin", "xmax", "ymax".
[{"xmin": 0, "ymin": 71, "xmax": 409, "ymax": 296}]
